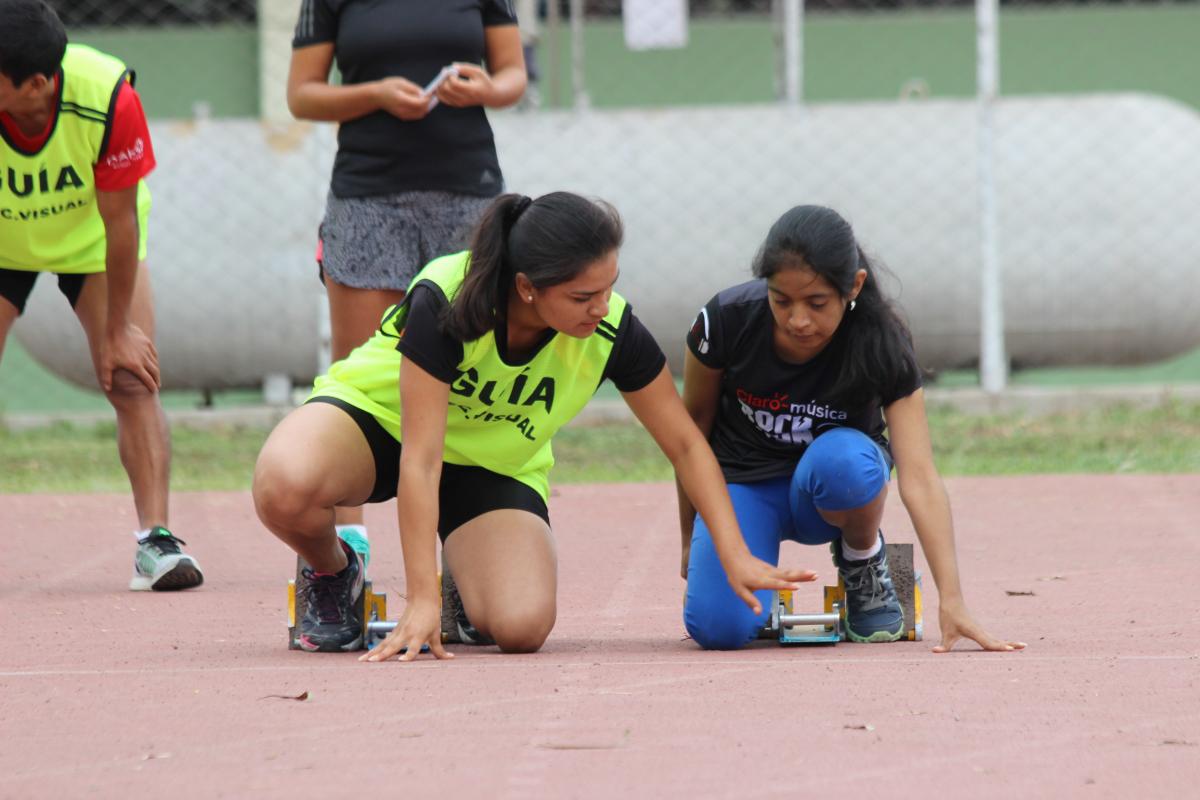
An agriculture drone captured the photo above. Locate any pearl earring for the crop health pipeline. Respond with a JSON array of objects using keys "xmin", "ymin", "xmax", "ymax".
[{"xmin": 849, "ymin": 300, "xmax": 857, "ymax": 311}]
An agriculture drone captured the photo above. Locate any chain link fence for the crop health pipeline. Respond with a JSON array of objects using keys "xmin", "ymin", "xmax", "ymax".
[{"xmin": 3, "ymin": 0, "xmax": 1200, "ymax": 420}]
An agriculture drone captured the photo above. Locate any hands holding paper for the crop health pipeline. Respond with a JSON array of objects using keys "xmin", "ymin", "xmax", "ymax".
[
  {"xmin": 375, "ymin": 76, "xmax": 431, "ymax": 121},
  {"xmin": 431, "ymin": 63, "xmax": 499, "ymax": 109},
  {"xmin": 378, "ymin": 64, "xmax": 500, "ymax": 121},
  {"xmin": 422, "ymin": 65, "xmax": 459, "ymax": 111}
]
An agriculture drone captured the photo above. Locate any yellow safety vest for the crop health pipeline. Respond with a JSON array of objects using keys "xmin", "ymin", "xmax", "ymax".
[
  {"xmin": 312, "ymin": 250, "xmax": 628, "ymax": 500},
  {"xmin": 0, "ymin": 44, "xmax": 151, "ymax": 272}
]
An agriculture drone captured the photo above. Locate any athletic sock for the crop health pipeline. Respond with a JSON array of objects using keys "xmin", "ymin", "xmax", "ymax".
[
  {"xmin": 841, "ymin": 536, "xmax": 882, "ymax": 563},
  {"xmin": 335, "ymin": 524, "xmax": 370, "ymax": 569},
  {"xmin": 335, "ymin": 524, "xmax": 368, "ymax": 542}
]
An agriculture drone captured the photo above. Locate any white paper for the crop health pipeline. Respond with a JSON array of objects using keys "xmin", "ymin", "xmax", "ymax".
[
  {"xmin": 423, "ymin": 65, "xmax": 459, "ymax": 111},
  {"xmin": 623, "ymin": 0, "xmax": 688, "ymax": 51}
]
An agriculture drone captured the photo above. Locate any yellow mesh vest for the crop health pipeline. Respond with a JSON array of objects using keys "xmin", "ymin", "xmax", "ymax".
[
  {"xmin": 312, "ymin": 251, "xmax": 627, "ymax": 500},
  {"xmin": 0, "ymin": 44, "xmax": 151, "ymax": 272}
]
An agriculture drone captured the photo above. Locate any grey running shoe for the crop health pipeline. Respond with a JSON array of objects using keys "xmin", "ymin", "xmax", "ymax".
[
  {"xmin": 832, "ymin": 534, "xmax": 905, "ymax": 643},
  {"xmin": 129, "ymin": 527, "xmax": 204, "ymax": 591},
  {"xmin": 296, "ymin": 539, "xmax": 365, "ymax": 652}
]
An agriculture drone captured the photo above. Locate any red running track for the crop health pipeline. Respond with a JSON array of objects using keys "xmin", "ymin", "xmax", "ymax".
[{"xmin": 1, "ymin": 476, "xmax": 1198, "ymax": 799}]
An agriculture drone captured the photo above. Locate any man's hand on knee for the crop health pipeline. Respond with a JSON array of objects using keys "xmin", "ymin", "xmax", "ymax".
[{"xmin": 100, "ymin": 323, "xmax": 159, "ymax": 392}]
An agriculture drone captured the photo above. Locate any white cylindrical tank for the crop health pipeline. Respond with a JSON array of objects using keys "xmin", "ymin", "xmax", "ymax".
[{"xmin": 16, "ymin": 94, "xmax": 1200, "ymax": 389}]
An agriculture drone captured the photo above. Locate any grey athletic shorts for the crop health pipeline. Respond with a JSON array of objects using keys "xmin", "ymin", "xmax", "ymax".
[{"xmin": 316, "ymin": 190, "xmax": 495, "ymax": 291}]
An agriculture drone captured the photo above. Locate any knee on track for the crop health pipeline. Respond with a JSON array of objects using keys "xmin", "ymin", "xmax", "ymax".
[
  {"xmin": 485, "ymin": 606, "xmax": 556, "ymax": 654},
  {"xmin": 684, "ymin": 598, "xmax": 761, "ymax": 651}
]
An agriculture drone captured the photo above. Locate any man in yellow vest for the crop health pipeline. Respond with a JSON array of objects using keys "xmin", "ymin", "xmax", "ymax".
[{"xmin": 0, "ymin": 0, "xmax": 202, "ymax": 591}]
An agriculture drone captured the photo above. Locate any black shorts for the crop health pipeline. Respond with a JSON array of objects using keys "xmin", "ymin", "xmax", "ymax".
[
  {"xmin": 308, "ymin": 396, "xmax": 550, "ymax": 541},
  {"xmin": 0, "ymin": 269, "xmax": 89, "ymax": 315}
]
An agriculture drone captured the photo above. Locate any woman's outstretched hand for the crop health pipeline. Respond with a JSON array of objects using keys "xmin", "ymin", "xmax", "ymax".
[
  {"xmin": 359, "ymin": 598, "xmax": 452, "ymax": 663},
  {"xmin": 724, "ymin": 552, "xmax": 818, "ymax": 614},
  {"xmin": 933, "ymin": 601, "xmax": 1027, "ymax": 653}
]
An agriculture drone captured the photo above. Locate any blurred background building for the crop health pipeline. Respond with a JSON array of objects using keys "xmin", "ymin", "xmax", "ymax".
[{"xmin": 4, "ymin": 0, "xmax": 1199, "ymax": 417}]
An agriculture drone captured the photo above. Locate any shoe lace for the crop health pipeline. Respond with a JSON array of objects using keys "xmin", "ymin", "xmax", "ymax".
[
  {"xmin": 843, "ymin": 559, "xmax": 894, "ymax": 613},
  {"xmin": 301, "ymin": 568, "xmax": 350, "ymax": 624},
  {"xmin": 144, "ymin": 529, "xmax": 186, "ymax": 556}
]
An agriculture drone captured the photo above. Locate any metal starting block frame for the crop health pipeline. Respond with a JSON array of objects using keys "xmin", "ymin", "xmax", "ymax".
[
  {"xmin": 759, "ymin": 543, "xmax": 925, "ymax": 645},
  {"xmin": 770, "ymin": 590, "xmax": 843, "ymax": 644}
]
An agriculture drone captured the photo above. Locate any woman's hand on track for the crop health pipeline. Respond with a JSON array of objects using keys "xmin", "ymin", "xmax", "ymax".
[
  {"xmin": 359, "ymin": 599, "xmax": 452, "ymax": 663},
  {"xmin": 933, "ymin": 601, "xmax": 1027, "ymax": 653},
  {"xmin": 725, "ymin": 553, "xmax": 817, "ymax": 614}
]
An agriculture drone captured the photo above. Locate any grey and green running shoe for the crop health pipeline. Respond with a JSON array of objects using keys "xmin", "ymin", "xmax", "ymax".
[
  {"xmin": 129, "ymin": 527, "xmax": 204, "ymax": 591},
  {"xmin": 832, "ymin": 534, "xmax": 904, "ymax": 643}
]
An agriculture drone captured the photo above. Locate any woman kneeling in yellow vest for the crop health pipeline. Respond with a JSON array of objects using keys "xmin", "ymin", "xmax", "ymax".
[{"xmin": 253, "ymin": 192, "xmax": 814, "ymax": 659}]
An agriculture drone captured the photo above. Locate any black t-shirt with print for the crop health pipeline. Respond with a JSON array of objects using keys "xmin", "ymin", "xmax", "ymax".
[
  {"xmin": 293, "ymin": 0, "xmax": 517, "ymax": 198},
  {"xmin": 687, "ymin": 279, "xmax": 922, "ymax": 484},
  {"xmin": 399, "ymin": 282, "xmax": 667, "ymax": 392}
]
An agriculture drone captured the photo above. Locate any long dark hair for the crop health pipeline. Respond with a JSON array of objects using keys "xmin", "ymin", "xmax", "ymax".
[
  {"xmin": 752, "ymin": 205, "xmax": 920, "ymax": 409},
  {"xmin": 442, "ymin": 192, "xmax": 624, "ymax": 342}
]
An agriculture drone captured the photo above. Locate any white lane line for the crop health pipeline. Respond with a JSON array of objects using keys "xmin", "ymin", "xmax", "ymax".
[{"xmin": 1, "ymin": 651, "xmax": 1196, "ymax": 678}]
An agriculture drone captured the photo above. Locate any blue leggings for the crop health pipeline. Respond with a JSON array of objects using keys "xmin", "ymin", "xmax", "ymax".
[{"xmin": 683, "ymin": 428, "xmax": 891, "ymax": 650}]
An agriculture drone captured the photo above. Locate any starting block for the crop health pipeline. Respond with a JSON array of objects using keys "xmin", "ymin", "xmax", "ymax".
[
  {"xmin": 287, "ymin": 562, "xmax": 388, "ymax": 651},
  {"xmin": 287, "ymin": 563, "xmax": 466, "ymax": 651},
  {"xmin": 759, "ymin": 543, "xmax": 924, "ymax": 645},
  {"xmin": 360, "ymin": 570, "xmax": 471, "ymax": 649}
]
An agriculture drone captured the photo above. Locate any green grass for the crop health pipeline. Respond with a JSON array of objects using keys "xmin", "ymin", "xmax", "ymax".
[
  {"xmin": 550, "ymin": 424, "xmax": 674, "ymax": 484},
  {"xmin": 929, "ymin": 347, "xmax": 1200, "ymax": 389},
  {"xmin": 925, "ymin": 401, "xmax": 1200, "ymax": 475},
  {"xmin": 0, "ymin": 340, "xmax": 272, "ymax": 415},
  {"xmin": 3, "ymin": 403, "xmax": 1198, "ymax": 494},
  {"xmin": 0, "ymin": 421, "xmax": 269, "ymax": 493}
]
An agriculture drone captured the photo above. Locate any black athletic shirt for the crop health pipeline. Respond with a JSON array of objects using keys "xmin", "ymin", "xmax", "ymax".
[
  {"xmin": 293, "ymin": 0, "xmax": 517, "ymax": 198},
  {"xmin": 399, "ymin": 283, "xmax": 667, "ymax": 392},
  {"xmin": 687, "ymin": 279, "xmax": 922, "ymax": 484}
]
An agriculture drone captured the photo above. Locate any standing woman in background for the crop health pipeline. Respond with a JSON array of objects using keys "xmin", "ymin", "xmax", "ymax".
[{"xmin": 288, "ymin": 0, "xmax": 527, "ymax": 552}]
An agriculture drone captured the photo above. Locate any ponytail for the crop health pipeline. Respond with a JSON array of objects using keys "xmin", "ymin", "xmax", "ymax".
[
  {"xmin": 442, "ymin": 191, "xmax": 624, "ymax": 342},
  {"xmin": 441, "ymin": 193, "xmax": 530, "ymax": 342}
]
